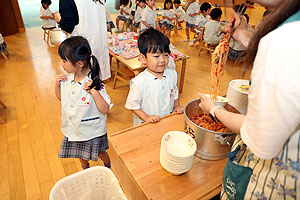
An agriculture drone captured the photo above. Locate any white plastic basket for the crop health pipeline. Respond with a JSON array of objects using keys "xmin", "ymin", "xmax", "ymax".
[{"xmin": 49, "ymin": 166, "xmax": 128, "ymax": 200}]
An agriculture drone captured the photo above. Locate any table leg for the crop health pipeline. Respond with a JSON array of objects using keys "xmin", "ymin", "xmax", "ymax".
[{"xmin": 179, "ymin": 59, "xmax": 186, "ymax": 93}]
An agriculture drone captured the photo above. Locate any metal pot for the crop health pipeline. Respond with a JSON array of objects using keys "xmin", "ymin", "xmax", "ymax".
[{"xmin": 184, "ymin": 99, "xmax": 239, "ymax": 160}]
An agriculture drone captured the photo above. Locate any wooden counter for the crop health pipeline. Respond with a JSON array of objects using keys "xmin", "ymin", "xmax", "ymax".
[{"xmin": 109, "ymin": 113, "xmax": 227, "ymax": 200}]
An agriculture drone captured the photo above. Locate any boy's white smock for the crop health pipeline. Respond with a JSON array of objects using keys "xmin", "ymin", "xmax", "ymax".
[
  {"xmin": 175, "ymin": 7, "xmax": 185, "ymax": 22},
  {"xmin": 141, "ymin": 6, "xmax": 157, "ymax": 30},
  {"xmin": 195, "ymin": 13, "xmax": 210, "ymax": 33},
  {"xmin": 184, "ymin": 2, "xmax": 199, "ymax": 24},
  {"xmin": 125, "ymin": 69, "xmax": 178, "ymax": 126},
  {"xmin": 204, "ymin": 20, "xmax": 224, "ymax": 45},
  {"xmin": 72, "ymin": 0, "xmax": 111, "ymax": 81},
  {"xmin": 60, "ymin": 73, "xmax": 111, "ymax": 141}
]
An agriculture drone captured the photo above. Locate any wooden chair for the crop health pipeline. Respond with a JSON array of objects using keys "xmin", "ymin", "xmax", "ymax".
[
  {"xmin": 198, "ymin": 27, "xmax": 217, "ymax": 56},
  {"xmin": 1, "ymin": 51, "xmax": 9, "ymax": 60},
  {"xmin": 113, "ymin": 67, "xmax": 135, "ymax": 89},
  {"xmin": 42, "ymin": 27, "xmax": 55, "ymax": 44},
  {"xmin": 0, "ymin": 100, "xmax": 6, "ymax": 124},
  {"xmin": 166, "ymin": 15, "xmax": 178, "ymax": 38}
]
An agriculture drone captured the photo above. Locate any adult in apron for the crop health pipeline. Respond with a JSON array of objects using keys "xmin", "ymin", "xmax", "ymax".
[
  {"xmin": 72, "ymin": 0, "xmax": 111, "ymax": 81},
  {"xmin": 198, "ymin": 0, "xmax": 300, "ymax": 199}
]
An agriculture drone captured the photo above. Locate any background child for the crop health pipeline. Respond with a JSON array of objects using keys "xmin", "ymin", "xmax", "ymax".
[
  {"xmin": 116, "ymin": 0, "xmax": 132, "ymax": 32},
  {"xmin": 228, "ymin": 14, "xmax": 252, "ymax": 61},
  {"xmin": 141, "ymin": 0, "xmax": 160, "ymax": 30},
  {"xmin": 40, "ymin": 0, "xmax": 57, "ymax": 29},
  {"xmin": 189, "ymin": 2, "xmax": 211, "ymax": 46},
  {"xmin": 55, "ymin": 36, "xmax": 112, "ymax": 170},
  {"xmin": 160, "ymin": 0, "xmax": 176, "ymax": 35},
  {"xmin": 173, "ymin": 0, "xmax": 185, "ymax": 30},
  {"xmin": 125, "ymin": 29, "xmax": 184, "ymax": 126},
  {"xmin": 0, "ymin": 33, "xmax": 9, "ymax": 60},
  {"xmin": 133, "ymin": 0, "xmax": 146, "ymax": 32},
  {"xmin": 203, "ymin": 8, "xmax": 224, "ymax": 45},
  {"xmin": 105, "ymin": 6, "xmax": 115, "ymax": 32},
  {"xmin": 183, "ymin": 0, "xmax": 199, "ymax": 42}
]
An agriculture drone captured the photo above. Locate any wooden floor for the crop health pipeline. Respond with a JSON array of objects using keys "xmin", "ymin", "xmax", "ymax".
[{"xmin": 0, "ymin": 7, "xmax": 264, "ymax": 200}]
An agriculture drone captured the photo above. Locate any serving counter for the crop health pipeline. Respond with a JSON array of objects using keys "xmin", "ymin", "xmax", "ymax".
[{"xmin": 109, "ymin": 113, "xmax": 227, "ymax": 200}]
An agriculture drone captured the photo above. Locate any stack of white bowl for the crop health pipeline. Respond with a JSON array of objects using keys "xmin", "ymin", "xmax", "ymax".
[{"xmin": 160, "ymin": 131, "xmax": 197, "ymax": 175}]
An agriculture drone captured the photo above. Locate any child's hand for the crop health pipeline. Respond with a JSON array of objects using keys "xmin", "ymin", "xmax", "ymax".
[
  {"xmin": 174, "ymin": 106, "xmax": 184, "ymax": 114},
  {"xmin": 145, "ymin": 115, "xmax": 160, "ymax": 123},
  {"xmin": 84, "ymin": 80, "xmax": 94, "ymax": 93},
  {"xmin": 55, "ymin": 73, "xmax": 67, "ymax": 86}
]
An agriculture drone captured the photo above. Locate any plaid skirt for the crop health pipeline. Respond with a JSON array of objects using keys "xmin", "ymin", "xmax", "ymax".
[
  {"xmin": 0, "ymin": 42, "xmax": 7, "ymax": 52},
  {"xmin": 58, "ymin": 134, "xmax": 109, "ymax": 161},
  {"xmin": 107, "ymin": 21, "xmax": 115, "ymax": 31},
  {"xmin": 186, "ymin": 22, "xmax": 195, "ymax": 29},
  {"xmin": 117, "ymin": 15, "xmax": 132, "ymax": 24},
  {"xmin": 228, "ymin": 48, "xmax": 246, "ymax": 60},
  {"xmin": 159, "ymin": 21, "xmax": 174, "ymax": 29}
]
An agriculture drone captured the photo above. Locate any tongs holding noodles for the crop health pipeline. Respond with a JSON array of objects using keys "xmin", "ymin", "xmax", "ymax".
[{"xmin": 209, "ymin": 3, "xmax": 247, "ymax": 100}]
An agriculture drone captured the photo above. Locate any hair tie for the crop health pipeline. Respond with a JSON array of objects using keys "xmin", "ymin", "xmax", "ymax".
[{"xmin": 90, "ymin": 54, "xmax": 93, "ymax": 57}]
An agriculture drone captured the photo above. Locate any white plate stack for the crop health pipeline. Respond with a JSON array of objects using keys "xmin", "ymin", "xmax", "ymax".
[{"xmin": 160, "ymin": 131, "xmax": 197, "ymax": 175}]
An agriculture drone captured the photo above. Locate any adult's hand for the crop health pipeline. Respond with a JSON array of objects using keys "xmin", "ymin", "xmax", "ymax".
[
  {"xmin": 230, "ymin": 9, "xmax": 253, "ymax": 48},
  {"xmin": 197, "ymin": 92, "xmax": 215, "ymax": 114}
]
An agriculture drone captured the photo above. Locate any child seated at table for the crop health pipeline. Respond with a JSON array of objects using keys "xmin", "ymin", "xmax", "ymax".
[
  {"xmin": 125, "ymin": 29, "xmax": 184, "ymax": 126},
  {"xmin": 203, "ymin": 8, "xmax": 224, "ymax": 45},
  {"xmin": 40, "ymin": 0, "xmax": 57, "ymax": 29},
  {"xmin": 116, "ymin": 0, "xmax": 133, "ymax": 33},
  {"xmin": 159, "ymin": 0, "xmax": 176, "ymax": 35},
  {"xmin": 133, "ymin": 0, "xmax": 146, "ymax": 32},
  {"xmin": 105, "ymin": 6, "xmax": 115, "ymax": 32},
  {"xmin": 141, "ymin": 0, "xmax": 159, "ymax": 30},
  {"xmin": 189, "ymin": 2, "xmax": 211, "ymax": 47},
  {"xmin": 228, "ymin": 14, "xmax": 253, "ymax": 61},
  {"xmin": 173, "ymin": 0, "xmax": 185, "ymax": 30}
]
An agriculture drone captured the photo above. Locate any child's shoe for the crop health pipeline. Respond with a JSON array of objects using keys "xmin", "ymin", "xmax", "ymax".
[
  {"xmin": 115, "ymin": 27, "xmax": 121, "ymax": 33},
  {"xmin": 177, "ymin": 26, "xmax": 183, "ymax": 30},
  {"xmin": 189, "ymin": 41, "xmax": 194, "ymax": 47},
  {"xmin": 183, "ymin": 39, "xmax": 190, "ymax": 42}
]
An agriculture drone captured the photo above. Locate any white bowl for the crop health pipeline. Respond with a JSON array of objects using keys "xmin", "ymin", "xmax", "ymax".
[
  {"xmin": 204, "ymin": 94, "xmax": 229, "ymax": 107},
  {"xmin": 161, "ymin": 131, "xmax": 197, "ymax": 158}
]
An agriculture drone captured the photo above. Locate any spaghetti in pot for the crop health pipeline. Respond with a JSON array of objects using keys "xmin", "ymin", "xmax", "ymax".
[{"xmin": 191, "ymin": 113, "xmax": 231, "ymax": 133}]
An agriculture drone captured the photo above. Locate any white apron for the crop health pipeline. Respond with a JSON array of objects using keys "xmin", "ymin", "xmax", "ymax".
[{"xmin": 72, "ymin": 0, "xmax": 111, "ymax": 80}]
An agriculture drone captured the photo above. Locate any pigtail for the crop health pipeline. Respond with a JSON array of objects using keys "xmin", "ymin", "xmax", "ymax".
[{"xmin": 88, "ymin": 55, "xmax": 104, "ymax": 90}]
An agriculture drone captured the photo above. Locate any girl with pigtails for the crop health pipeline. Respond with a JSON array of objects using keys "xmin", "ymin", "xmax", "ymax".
[{"xmin": 55, "ymin": 36, "xmax": 112, "ymax": 170}]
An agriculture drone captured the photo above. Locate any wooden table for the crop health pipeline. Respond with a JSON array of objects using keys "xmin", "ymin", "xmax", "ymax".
[
  {"xmin": 109, "ymin": 50, "xmax": 190, "ymax": 93},
  {"xmin": 109, "ymin": 113, "xmax": 227, "ymax": 200}
]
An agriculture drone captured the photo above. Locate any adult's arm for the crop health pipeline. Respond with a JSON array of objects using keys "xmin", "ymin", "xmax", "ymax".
[{"xmin": 59, "ymin": 0, "xmax": 79, "ymax": 33}]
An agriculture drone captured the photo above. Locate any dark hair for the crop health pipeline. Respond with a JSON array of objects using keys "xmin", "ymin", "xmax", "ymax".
[
  {"xmin": 41, "ymin": 0, "xmax": 51, "ymax": 9},
  {"xmin": 173, "ymin": 0, "xmax": 181, "ymax": 5},
  {"xmin": 121, "ymin": 0, "xmax": 129, "ymax": 6},
  {"xmin": 138, "ymin": 0, "xmax": 146, "ymax": 5},
  {"xmin": 164, "ymin": 0, "xmax": 173, "ymax": 9},
  {"xmin": 244, "ymin": 13, "xmax": 249, "ymax": 23},
  {"xmin": 210, "ymin": 8, "xmax": 222, "ymax": 20},
  {"xmin": 92, "ymin": 0, "xmax": 104, "ymax": 4},
  {"xmin": 138, "ymin": 28, "xmax": 171, "ymax": 57},
  {"xmin": 58, "ymin": 36, "xmax": 104, "ymax": 90},
  {"xmin": 245, "ymin": 0, "xmax": 300, "ymax": 72},
  {"xmin": 200, "ymin": 2, "xmax": 211, "ymax": 13}
]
